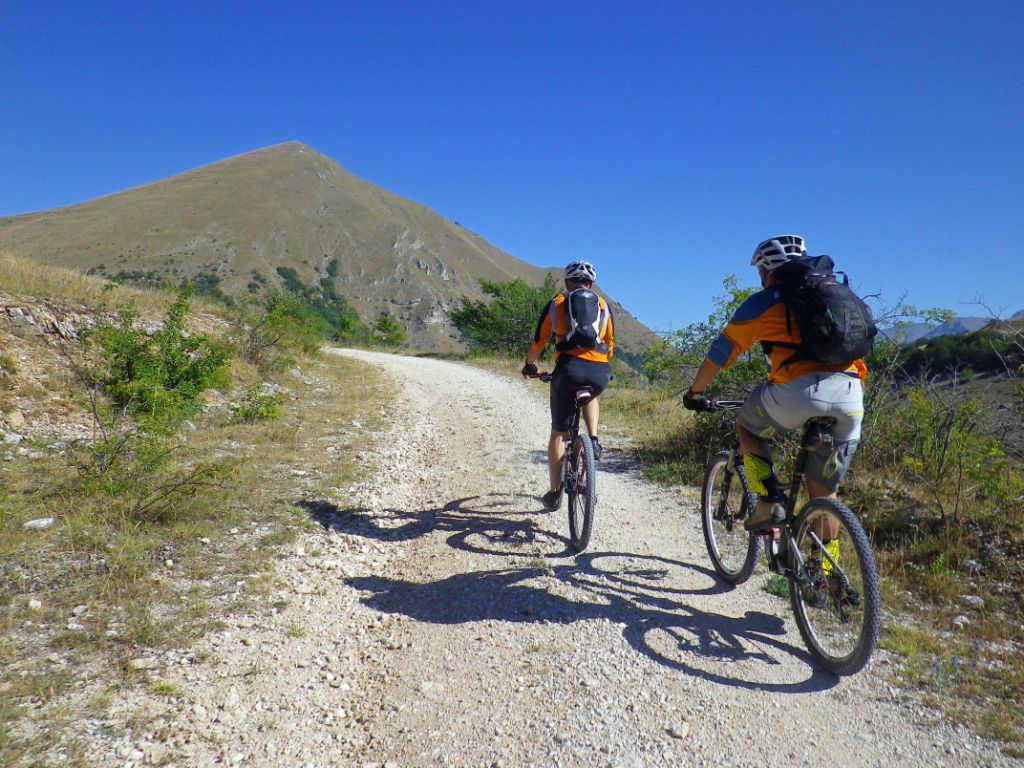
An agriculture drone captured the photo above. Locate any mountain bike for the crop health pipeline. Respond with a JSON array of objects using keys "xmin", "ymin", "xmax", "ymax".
[
  {"xmin": 699, "ymin": 399, "xmax": 881, "ymax": 675},
  {"xmin": 532, "ymin": 372, "xmax": 596, "ymax": 552}
]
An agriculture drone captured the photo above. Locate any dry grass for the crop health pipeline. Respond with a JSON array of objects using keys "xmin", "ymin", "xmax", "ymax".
[
  {"xmin": 0, "ymin": 347, "xmax": 393, "ymax": 765},
  {"xmin": 0, "ymin": 251, "xmax": 223, "ymax": 318}
]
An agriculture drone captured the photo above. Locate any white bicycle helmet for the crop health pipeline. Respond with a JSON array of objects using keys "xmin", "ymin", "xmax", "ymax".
[
  {"xmin": 751, "ymin": 235, "xmax": 807, "ymax": 271},
  {"xmin": 564, "ymin": 260, "xmax": 597, "ymax": 282}
]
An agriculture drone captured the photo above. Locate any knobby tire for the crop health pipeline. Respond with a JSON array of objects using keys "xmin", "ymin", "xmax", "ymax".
[
  {"xmin": 789, "ymin": 498, "xmax": 881, "ymax": 676},
  {"xmin": 566, "ymin": 432, "xmax": 596, "ymax": 552}
]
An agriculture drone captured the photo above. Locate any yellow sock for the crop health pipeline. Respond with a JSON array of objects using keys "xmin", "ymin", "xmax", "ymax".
[
  {"xmin": 743, "ymin": 454, "xmax": 774, "ymax": 497},
  {"xmin": 822, "ymin": 539, "xmax": 840, "ymax": 575}
]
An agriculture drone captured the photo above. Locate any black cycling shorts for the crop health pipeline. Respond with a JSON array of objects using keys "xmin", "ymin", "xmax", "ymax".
[{"xmin": 550, "ymin": 355, "xmax": 611, "ymax": 432}]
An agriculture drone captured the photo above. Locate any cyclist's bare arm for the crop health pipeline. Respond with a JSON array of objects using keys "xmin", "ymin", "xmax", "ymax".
[{"xmin": 688, "ymin": 358, "xmax": 722, "ymax": 394}]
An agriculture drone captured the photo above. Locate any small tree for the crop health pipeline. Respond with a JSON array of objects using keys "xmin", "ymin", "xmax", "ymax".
[
  {"xmin": 232, "ymin": 290, "xmax": 327, "ymax": 369},
  {"xmin": 68, "ymin": 288, "xmax": 232, "ymax": 521},
  {"xmin": 89, "ymin": 288, "xmax": 231, "ymax": 429},
  {"xmin": 373, "ymin": 312, "xmax": 406, "ymax": 347},
  {"xmin": 450, "ymin": 274, "xmax": 559, "ymax": 357}
]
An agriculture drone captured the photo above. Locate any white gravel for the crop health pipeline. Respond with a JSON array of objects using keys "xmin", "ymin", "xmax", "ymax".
[{"xmin": 77, "ymin": 349, "xmax": 1022, "ymax": 767}]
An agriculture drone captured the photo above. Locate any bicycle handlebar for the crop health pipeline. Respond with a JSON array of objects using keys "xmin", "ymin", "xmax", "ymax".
[{"xmin": 528, "ymin": 371, "xmax": 553, "ymax": 383}]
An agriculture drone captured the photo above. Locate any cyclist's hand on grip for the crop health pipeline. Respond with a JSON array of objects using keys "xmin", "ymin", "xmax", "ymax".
[
  {"xmin": 682, "ymin": 388, "xmax": 710, "ymax": 412},
  {"xmin": 522, "ymin": 361, "xmax": 539, "ymax": 378}
]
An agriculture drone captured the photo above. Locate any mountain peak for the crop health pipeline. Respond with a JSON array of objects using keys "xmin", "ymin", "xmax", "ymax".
[{"xmin": 0, "ymin": 145, "xmax": 653, "ymax": 360}]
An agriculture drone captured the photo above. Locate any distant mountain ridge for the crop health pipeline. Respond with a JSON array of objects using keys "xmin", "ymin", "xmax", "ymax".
[
  {"xmin": 0, "ymin": 142, "xmax": 654, "ymax": 360},
  {"xmin": 892, "ymin": 317, "xmax": 995, "ymax": 345}
]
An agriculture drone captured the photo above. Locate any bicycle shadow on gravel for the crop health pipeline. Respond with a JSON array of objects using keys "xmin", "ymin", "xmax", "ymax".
[
  {"xmin": 298, "ymin": 492, "xmax": 572, "ymax": 554},
  {"xmin": 301, "ymin": 494, "xmax": 838, "ymax": 692},
  {"xmin": 345, "ymin": 560, "xmax": 837, "ymax": 693}
]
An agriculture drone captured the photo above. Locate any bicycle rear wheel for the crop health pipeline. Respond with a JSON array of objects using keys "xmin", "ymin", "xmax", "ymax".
[
  {"xmin": 789, "ymin": 498, "xmax": 881, "ymax": 676},
  {"xmin": 566, "ymin": 432, "xmax": 596, "ymax": 552},
  {"xmin": 700, "ymin": 450, "xmax": 759, "ymax": 584}
]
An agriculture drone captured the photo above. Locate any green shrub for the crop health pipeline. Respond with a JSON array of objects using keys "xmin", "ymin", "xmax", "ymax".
[
  {"xmin": 185, "ymin": 272, "xmax": 233, "ymax": 306},
  {"xmin": 372, "ymin": 312, "xmax": 405, "ymax": 347},
  {"xmin": 232, "ymin": 290, "xmax": 326, "ymax": 369},
  {"xmin": 230, "ymin": 385, "xmax": 284, "ymax": 423},
  {"xmin": 867, "ymin": 385, "xmax": 1023, "ymax": 527},
  {"xmin": 643, "ymin": 275, "xmax": 766, "ymax": 397},
  {"xmin": 68, "ymin": 288, "xmax": 234, "ymax": 521},
  {"xmin": 274, "ymin": 266, "xmax": 360, "ymax": 340},
  {"xmin": 450, "ymin": 275, "xmax": 559, "ymax": 357},
  {"xmin": 899, "ymin": 327, "xmax": 1022, "ymax": 377},
  {"xmin": 86, "ymin": 288, "xmax": 231, "ymax": 430}
]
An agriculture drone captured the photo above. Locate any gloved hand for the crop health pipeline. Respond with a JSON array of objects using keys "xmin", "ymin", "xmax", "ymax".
[
  {"xmin": 522, "ymin": 362, "xmax": 539, "ymax": 378},
  {"xmin": 682, "ymin": 388, "xmax": 710, "ymax": 412}
]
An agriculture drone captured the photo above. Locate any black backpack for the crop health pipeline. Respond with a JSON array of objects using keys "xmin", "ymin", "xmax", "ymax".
[
  {"xmin": 770, "ymin": 255, "xmax": 877, "ymax": 365},
  {"xmin": 554, "ymin": 288, "xmax": 610, "ymax": 354}
]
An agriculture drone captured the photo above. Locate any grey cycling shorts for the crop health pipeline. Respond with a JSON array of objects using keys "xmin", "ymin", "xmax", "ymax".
[{"xmin": 738, "ymin": 371, "xmax": 864, "ymax": 492}]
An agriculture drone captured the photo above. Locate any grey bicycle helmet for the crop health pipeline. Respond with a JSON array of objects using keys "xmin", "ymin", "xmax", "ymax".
[
  {"xmin": 751, "ymin": 235, "xmax": 807, "ymax": 271},
  {"xmin": 564, "ymin": 260, "xmax": 597, "ymax": 282}
]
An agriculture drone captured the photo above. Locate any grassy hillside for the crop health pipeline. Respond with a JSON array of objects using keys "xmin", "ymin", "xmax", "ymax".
[{"xmin": 0, "ymin": 142, "xmax": 655, "ymax": 359}]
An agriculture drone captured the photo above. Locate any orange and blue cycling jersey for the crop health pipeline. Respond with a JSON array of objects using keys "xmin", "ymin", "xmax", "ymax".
[
  {"xmin": 708, "ymin": 288, "xmax": 867, "ymax": 385},
  {"xmin": 529, "ymin": 292, "xmax": 615, "ymax": 364}
]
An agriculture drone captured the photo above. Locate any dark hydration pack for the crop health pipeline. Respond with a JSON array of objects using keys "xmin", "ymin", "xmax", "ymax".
[
  {"xmin": 555, "ymin": 288, "xmax": 610, "ymax": 354},
  {"xmin": 771, "ymin": 255, "xmax": 878, "ymax": 365}
]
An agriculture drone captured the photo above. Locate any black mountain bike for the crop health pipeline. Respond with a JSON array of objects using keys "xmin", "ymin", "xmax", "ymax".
[
  {"xmin": 533, "ymin": 372, "xmax": 596, "ymax": 552},
  {"xmin": 699, "ymin": 399, "xmax": 881, "ymax": 675}
]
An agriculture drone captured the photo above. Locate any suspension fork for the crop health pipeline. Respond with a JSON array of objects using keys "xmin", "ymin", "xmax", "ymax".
[{"xmin": 725, "ymin": 444, "xmax": 759, "ymax": 518}]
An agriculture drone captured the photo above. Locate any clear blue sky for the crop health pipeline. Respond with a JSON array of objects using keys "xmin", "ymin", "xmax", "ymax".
[{"xmin": 2, "ymin": 1, "xmax": 1022, "ymax": 331}]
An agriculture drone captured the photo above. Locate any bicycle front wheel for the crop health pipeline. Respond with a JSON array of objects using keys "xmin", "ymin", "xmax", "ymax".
[
  {"xmin": 789, "ymin": 498, "xmax": 881, "ymax": 676},
  {"xmin": 566, "ymin": 433, "xmax": 596, "ymax": 552},
  {"xmin": 701, "ymin": 450, "xmax": 759, "ymax": 584}
]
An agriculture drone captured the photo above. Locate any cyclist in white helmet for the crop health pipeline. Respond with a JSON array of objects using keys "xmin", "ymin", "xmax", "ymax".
[
  {"xmin": 523, "ymin": 260, "xmax": 615, "ymax": 509},
  {"xmin": 682, "ymin": 235, "xmax": 868, "ymax": 531}
]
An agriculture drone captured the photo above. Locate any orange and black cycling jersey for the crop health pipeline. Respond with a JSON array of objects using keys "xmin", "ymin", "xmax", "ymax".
[
  {"xmin": 529, "ymin": 292, "xmax": 615, "ymax": 364},
  {"xmin": 707, "ymin": 288, "xmax": 867, "ymax": 385}
]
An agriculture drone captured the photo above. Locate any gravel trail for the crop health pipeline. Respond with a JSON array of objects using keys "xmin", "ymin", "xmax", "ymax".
[{"xmin": 150, "ymin": 350, "xmax": 1018, "ymax": 767}]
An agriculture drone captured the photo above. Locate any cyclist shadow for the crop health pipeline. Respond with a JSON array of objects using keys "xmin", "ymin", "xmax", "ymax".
[
  {"xmin": 302, "ymin": 493, "xmax": 838, "ymax": 691},
  {"xmin": 347, "ymin": 556, "xmax": 836, "ymax": 693},
  {"xmin": 299, "ymin": 492, "xmax": 569, "ymax": 552}
]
